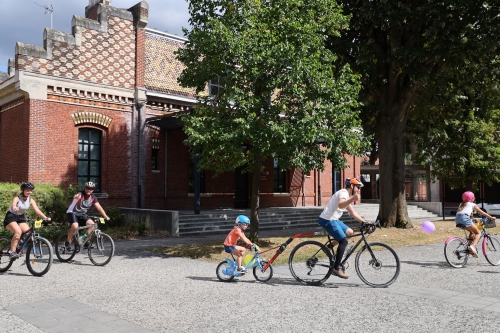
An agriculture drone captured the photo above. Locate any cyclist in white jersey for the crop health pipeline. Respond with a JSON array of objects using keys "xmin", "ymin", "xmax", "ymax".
[
  {"xmin": 318, "ymin": 178, "xmax": 367, "ymax": 279},
  {"xmin": 65, "ymin": 181, "xmax": 110, "ymax": 251},
  {"xmin": 3, "ymin": 182, "xmax": 51, "ymax": 259}
]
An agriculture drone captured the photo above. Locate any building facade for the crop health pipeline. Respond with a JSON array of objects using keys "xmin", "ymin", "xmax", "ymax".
[{"xmin": 0, "ymin": 0, "xmax": 361, "ymax": 211}]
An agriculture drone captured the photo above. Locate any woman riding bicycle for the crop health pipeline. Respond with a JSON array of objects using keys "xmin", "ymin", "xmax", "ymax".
[
  {"xmin": 317, "ymin": 177, "xmax": 367, "ymax": 279},
  {"xmin": 3, "ymin": 182, "xmax": 51, "ymax": 259},
  {"xmin": 65, "ymin": 182, "xmax": 110, "ymax": 251},
  {"xmin": 455, "ymin": 191, "xmax": 496, "ymax": 258}
]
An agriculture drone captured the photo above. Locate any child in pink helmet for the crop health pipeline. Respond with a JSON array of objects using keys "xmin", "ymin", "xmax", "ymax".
[{"xmin": 455, "ymin": 191, "xmax": 496, "ymax": 257}]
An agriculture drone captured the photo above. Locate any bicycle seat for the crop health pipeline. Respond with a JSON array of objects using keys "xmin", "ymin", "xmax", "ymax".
[{"xmin": 456, "ymin": 224, "xmax": 467, "ymax": 230}]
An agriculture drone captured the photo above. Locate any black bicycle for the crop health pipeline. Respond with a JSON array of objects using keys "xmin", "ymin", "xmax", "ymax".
[
  {"xmin": 288, "ymin": 221, "xmax": 400, "ymax": 288},
  {"xmin": 0, "ymin": 218, "xmax": 53, "ymax": 276},
  {"xmin": 54, "ymin": 215, "xmax": 115, "ymax": 266}
]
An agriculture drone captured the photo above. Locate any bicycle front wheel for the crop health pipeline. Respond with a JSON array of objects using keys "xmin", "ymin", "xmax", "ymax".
[
  {"xmin": 216, "ymin": 261, "xmax": 235, "ymax": 282},
  {"xmin": 88, "ymin": 233, "xmax": 114, "ymax": 266},
  {"xmin": 26, "ymin": 237, "xmax": 53, "ymax": 277},
  {"xmin": 253, "ymin": 261, "xmax": 273, "ymax": 282},
  {"xmin": 288, "ymin": 241, "xmax": 332, "ymax": 285},
  {"xmin": 55, "ymin": 231, "xmax": 77, "ymax": 262},
  {"xmin": 444, "ymin": 237, "xmax": 469, "ymax": 268},
  {"xmin": 355, "ymin": 242, "xmax": 400, "ymax": 288},
  {"xmin": 0, "ymin": 237, "xmax": 14, "ymax": 273},
  {"xmin": 484, "ymin": 236, "xmax": 500, "ymax": 266}
]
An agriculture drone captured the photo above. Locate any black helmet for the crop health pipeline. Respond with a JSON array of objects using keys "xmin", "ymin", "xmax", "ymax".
[
  {"xmin": 20, "ymin": 182, "xmax": 35, "ymax": 190},
  {"xmin": 84, "ymin": 181, "xmax": 96, "ymax": 189}
]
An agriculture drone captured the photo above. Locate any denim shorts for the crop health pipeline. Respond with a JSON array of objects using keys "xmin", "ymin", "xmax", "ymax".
[
  {"xmin": 455, "ymin": 214, "xmax": 473, "ymax": 227},
  {"xmin": 224, "ymin": 245, "xmax": 237, "ymax": 253},
  {"xmin": 318, "ymin": 217, "xmax": 349, "ymax": 241}
]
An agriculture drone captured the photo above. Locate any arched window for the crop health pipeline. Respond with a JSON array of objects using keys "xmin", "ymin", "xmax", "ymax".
[{"xmin": 78, "ymin": 128, "xmax": 102, "ymax": 192}]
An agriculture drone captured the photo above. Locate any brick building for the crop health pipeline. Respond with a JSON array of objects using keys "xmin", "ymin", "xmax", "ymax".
[{"xmin": 0, "ymin": 0, "xmax": 361, "ymax": 211}]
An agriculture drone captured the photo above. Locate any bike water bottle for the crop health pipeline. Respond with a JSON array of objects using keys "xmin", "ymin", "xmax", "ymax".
[{"xmin": 346, "ymin": 241, "xmax": 354, "ymax": 254}]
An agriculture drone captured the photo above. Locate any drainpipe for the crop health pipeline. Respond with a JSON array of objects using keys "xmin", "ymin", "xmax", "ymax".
[
  {"xmin": 164, "ymin": 130, "xmax": 168, "ymax": 209},
  {"xmin": 136, "ymin": 101, "xmax": 144, "ymax": 208},
  {"xmin": 135, "ymin": 87, "xmax": 147, "ymax": 208},
  {"xmin": 318, "ymin": 168, "xmax": 321, "ymax": 206}
]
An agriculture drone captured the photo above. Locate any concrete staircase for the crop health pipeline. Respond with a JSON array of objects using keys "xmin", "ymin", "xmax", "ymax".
[{"xmin": 177, "ymin": 203, "xmax": 439, "ymax": 237}]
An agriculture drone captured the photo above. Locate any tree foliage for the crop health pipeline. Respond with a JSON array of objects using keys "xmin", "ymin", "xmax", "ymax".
[
  {"xmin": 176, "ymin": 0, "xmax": 367, "ymax": 238},
  {"xmin": 409, "ymin": 58, "xmax": 500, "ymax": 190},
  {"xmin": 329, "ymin": 1, "xmax": 500, "ymax": 227}
]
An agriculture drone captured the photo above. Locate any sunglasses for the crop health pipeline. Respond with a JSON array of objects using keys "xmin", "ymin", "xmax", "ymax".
[{"xmin": 85, "ymin": 187, "xmax": 95, "ymax": 191}]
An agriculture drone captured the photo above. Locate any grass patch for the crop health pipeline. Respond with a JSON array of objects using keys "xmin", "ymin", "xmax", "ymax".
[{"xmin": 151, "ymin": 221, "xmax": 500, "ymax": 265}]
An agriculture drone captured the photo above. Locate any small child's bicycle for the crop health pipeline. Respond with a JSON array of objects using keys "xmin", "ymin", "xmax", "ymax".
[
  {"xmin": 216, "ymin": 248, "xmax": 273, "ymax": 282},
  {"xmin": 444, "ymin": 217, "xmax": 500, "ymax": 268},
  {"xmin": 0, "ymin": 218, "xmax": 53, "ymax": 276}
]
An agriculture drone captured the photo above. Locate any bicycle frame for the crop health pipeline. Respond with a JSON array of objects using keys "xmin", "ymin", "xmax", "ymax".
[
  {"xmin": 224, "ymin": 250, "xmax": 263, "ymax": 276},
  {"xmin": 72, "ymin": 216, "xmax": 105, "ymax": 249}
]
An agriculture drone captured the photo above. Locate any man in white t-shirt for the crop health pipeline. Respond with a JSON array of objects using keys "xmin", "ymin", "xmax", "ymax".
[{"xmin": 318, "ymin": 177, "xmax": 366, "ymax": 279}]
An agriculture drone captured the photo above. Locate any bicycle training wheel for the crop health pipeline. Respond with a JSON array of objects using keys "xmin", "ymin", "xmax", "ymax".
[
  {"xmin": 484, "ymin": 236, "xmax": 500, "ymax": 266},
  {"xmin": 216, "ymin": 261, "xmax": 235, "ymax": 282},
  {"xmin": 253, "ymin": 261, "xmax": 273, "ymax": 282},
  {"xmin": 55, "ymin": 231, "xmax": 77, "ymax": 262},
  {"xmin": 26, "ymin": 236, "xmax": 53, "ymax": 277},
  {"xmin": 444, "ymin": 237, "xmax": 469, "ymax": 268},
  {"xmin": 288, "ymin": 241, "xmax": 333, "ymax": 285},
  {"xmin": 0, "ymin": 237, "xmax": 14, "ymax": 273},
  {"xmin": 88, "ymin": 233, "xmax": 115, "ymax": 266},
  {"xmin": 355, "ymin": 242, "xmax": 400, "ymax": 288}
]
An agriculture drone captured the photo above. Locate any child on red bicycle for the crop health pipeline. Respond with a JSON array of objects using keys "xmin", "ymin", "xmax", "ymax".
[
  {"xmin": 223, "ymin": 215, "xmax": 260, "ymax": 273},
  {"xmin": 455, "ymin": 191, "xmax": 496, "ymax": 258}
]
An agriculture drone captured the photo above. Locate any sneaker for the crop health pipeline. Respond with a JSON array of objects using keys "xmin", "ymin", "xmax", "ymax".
[
  {"xmin": 65, "ymin": 241, "xmax": 72, "ymax": 251},
  {"xmin": 82, "ymin": 241, "xmax": 93, "ymax": 249},
  {"xmin": 9, "ymin": 252, "xmax": 19, "ymax": 260},
  {"xmin": 468, "ymin": 245, "xmax": 479, "ymax": 258},
  {"xmin": 332, "ymin": 269, "xmax": 349, "ymax": 279},
  {"xmin": 237, "ymin": 267, "xmax": 247, "ymax": 273}
]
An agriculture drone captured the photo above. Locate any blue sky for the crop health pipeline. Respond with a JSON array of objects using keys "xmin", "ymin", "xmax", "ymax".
[{"xmin": 0, "ymin": 0, "xmax": 190, "ymax": 73}]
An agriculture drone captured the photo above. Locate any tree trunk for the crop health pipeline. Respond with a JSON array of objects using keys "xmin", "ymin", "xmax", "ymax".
[
  {"xmin": 376, "ymin": 108, "xmax": 412, "ymax": 228},
  {"xmin": 249, "ymin": 154, "xmax": 262, "ymax": 240}
]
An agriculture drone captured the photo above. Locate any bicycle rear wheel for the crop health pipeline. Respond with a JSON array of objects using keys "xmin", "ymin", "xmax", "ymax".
[
  {"xmin": 253, "ymin": 261, "xmax": 273, "ymax": 282},
  {"xmin": 216, "ymin": 261, "xmax": 236, "ymax": 282},
  {"xmin": 55, "ymin": 231, "xmax": 77, "ymax": 262},
  {"xmin": 444, "ymin": 237, "xmax": 469, "ymax": 268},
  {"xmin": 88, "ymin": 233, "xmax": 114, "ymax": 266},
  {"xmin": 483, "ymin": 236, "xmax": 500, "ymax": 266},
  {"xmin": 0, "ymin": 237, "xmax": 14, "ymax": 273},
  {"xmin": 355, "ymin": 242, "xmax": 400, "ymax": 288},
  {"xmin": 288, "ymin": 241, "xmax": 332, "ymax": 285},
  {"xmin": 26, "ymin": 237, "xmax": 53, "ymax": 277}
]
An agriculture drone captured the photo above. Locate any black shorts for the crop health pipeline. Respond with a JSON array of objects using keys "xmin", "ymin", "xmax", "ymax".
[
  {"xmin": 67, "ymin": 213, "xmax": 91, "ymax": 227},
  {"xmin": 3, "ymin": 212, "xmax": 27, "ymax": 227}
]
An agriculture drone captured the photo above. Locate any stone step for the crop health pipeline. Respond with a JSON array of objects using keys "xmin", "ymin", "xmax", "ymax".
[{"xmin": 177, "ymin": 204, "xmax": 439, "ymax": 237}]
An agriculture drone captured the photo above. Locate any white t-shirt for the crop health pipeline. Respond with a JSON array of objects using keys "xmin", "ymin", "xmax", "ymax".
[
  {"xmin": 457, "ymin": 202, "xmax": 475, "ymax": 216},
  {"xmin": 319, "ymin": 189, "xmax": 350, "ymax": 221}
]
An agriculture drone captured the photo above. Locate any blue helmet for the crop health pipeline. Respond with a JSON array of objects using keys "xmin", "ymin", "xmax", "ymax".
[{"xmin": 235, "ymin": 215, "xmax": 250, "ymax": 226}]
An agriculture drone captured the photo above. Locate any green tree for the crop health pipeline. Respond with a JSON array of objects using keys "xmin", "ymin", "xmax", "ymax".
[
  {"xmin": 330, "ymin": 1, "xmax": 500, "ymax": 227},
  {"xmin": 176, "ymin": 0, "xmax": 367, "ymax": 239},
  {"xmin": 409, "ymin": 58, "xmax": 500, "ymax": 190}
]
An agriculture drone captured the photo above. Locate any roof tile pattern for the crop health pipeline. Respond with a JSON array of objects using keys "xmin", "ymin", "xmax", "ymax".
[
  {"xmin": 144, "ymin": 33, "xmax": 197, "ymax": 98},
  {"xmin": 17, "ymin": 16, "xmax": 135, "ymax": 88}
]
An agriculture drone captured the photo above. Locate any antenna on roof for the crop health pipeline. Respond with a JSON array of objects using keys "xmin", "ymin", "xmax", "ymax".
[{"xmin": 34, "ymin": 2, "xmax": 54, "ymax": 29}]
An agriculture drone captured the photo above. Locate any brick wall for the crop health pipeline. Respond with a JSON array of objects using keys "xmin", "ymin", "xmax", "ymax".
[{"xmin": 0, "ymin": 99, "xmax": 30, "ymax": 182}]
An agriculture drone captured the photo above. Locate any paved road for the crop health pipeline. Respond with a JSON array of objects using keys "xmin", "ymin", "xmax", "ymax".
[{"xmin": 2, "ymin": 231, "xmax": 500, "ymax": 333}]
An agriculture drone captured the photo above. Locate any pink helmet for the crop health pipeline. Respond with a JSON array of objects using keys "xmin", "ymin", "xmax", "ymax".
[{"xmin": 462, "ymin": 191, "xmax": 475, "ymax": 202}]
